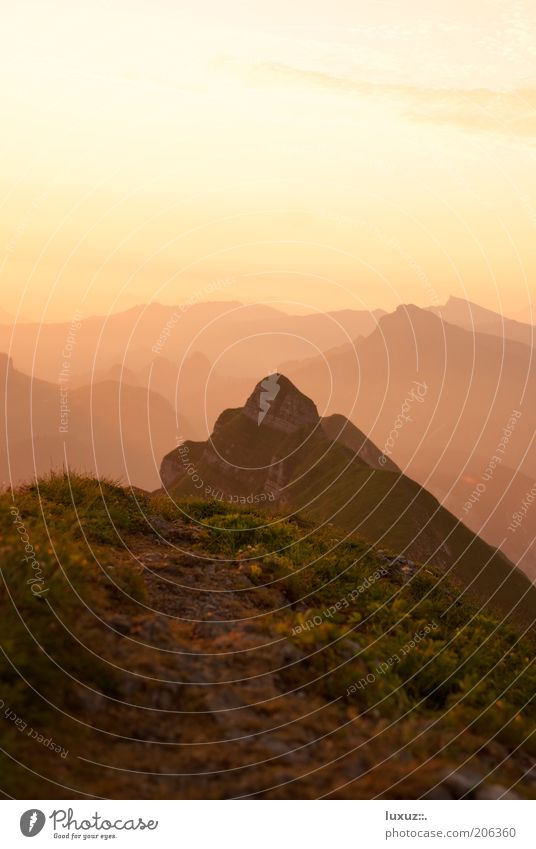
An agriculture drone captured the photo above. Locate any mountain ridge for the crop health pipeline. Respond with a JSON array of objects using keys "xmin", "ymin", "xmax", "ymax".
[
  {"xmin": 2, "ymin": 471, "xmax": 535, "ymax": 798},
  {"xmin": 161, "ymin": 373, "xmax": 536, "ymax": 623}
]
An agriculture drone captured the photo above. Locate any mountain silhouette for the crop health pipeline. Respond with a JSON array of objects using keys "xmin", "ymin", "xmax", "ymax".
[
  {"xmin": 429, "ymin": 296, "xmax": 535, "ymax": 348},
  {"xmin": 0, "ymin": 357, "xmax": 177, "ymax": 490},
  {"xmin": 0, "ymin": 301, "xmax": 383, "ymax": 384},
  {"xmin": 279, "ymin": 305, "xmax": 536, "ymax": 578},
  {"xmin": 161, "ymin": 373, "xmax": 536, "ymax": 622}
]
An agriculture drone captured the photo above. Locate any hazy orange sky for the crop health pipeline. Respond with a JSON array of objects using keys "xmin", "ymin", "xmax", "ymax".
[{"xmin": 1, "ymin": 0, "xmax": 536, "ymax": 322}]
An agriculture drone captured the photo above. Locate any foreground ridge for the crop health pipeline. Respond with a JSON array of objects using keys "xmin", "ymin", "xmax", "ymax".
[
  {"xmin": 161, "ymin": 375, "xmax": 536, "ymax": 624},
  {"xmin": 0, "ymin": 473, "xmax": 534, "ymax": 799}
]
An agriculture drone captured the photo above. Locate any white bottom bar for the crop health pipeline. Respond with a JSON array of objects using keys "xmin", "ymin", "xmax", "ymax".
[{"xmin": 1, "ymin": 799, "xmax": 535, "ymax": 848}]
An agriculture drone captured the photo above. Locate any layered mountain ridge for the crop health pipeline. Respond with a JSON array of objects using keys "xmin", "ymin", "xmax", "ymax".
[
  {"xmin": 161, "ymin": 374, "xmax": 536, "ymax": 623},
  {"xmin": 279, "ymin": 303, "xmax": 536, "ymax": 578},
  {"xmin": 0, "ymin": 355, "xmax": 178, "ymax": 490}
]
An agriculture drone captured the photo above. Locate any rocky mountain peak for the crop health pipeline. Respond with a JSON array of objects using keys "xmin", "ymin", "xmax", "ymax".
[{"xmin": 242, "ymin": 373, "xmax": 320, "ymax": 434}]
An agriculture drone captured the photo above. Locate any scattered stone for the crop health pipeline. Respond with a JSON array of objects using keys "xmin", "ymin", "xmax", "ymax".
[
  {"xmin": 427, "ymin": 770, "xmax": 521, "ymax": 800},
  {"xmin": 476, "ymin": 784, "xmax": 520, "ymax": 800}
]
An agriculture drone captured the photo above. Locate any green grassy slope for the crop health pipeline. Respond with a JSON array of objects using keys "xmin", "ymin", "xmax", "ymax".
[
  {"xmin": 168, "ymin": 402, "xmax": 536, "ymax": 624},
  {"xmin": 281, "ymin": 433, "xmax": 536, "ymax": 624},
  {"xmin": 0, "ymin": 473, "xmax": 535, "ymax": 798}
]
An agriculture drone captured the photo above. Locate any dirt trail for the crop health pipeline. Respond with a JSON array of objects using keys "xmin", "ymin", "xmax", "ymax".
[
  {"xmin": 104, "ymin": 524, "xmax": 365, "ymax": 799},
  {"xmin": 15, "ymin": 519, "xmax": 530, "ymax": 800}
]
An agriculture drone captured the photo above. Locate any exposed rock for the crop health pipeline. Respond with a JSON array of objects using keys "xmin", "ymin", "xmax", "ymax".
[
  {"xmin": 160, "ymin": 453, "xmax": 183, "ymax": 490},
  {"xmin": 146, "ymin": 515, "xmax": 174, "ymax": 534},
  {"xmin": 476, "ymin": 783, "xmax": 520, "ymax": 800},
  {"xmin": 156, "ymin": 372, "xmax": 536, "ymax": 633},
  {"xmin": 145, "ymin": 514, "xmax": 203, "ymax": 543},
  {"xmin": 426, "ymin": 770, "xmax": 521, "ymax": 800},
  {"xmin": 242, "ymin": 373, "xmax": 319, "ymax": 433}
]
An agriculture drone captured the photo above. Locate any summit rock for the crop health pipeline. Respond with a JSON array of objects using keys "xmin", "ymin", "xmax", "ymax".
[{"xmin": 242, "ymin": 373, "xmax": 320, "ymax": 433}]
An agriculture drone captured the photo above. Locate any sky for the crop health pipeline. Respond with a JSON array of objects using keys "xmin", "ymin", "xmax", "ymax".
[{"xmin": 1, "ymin": 0, "xmax": 536, "ymax": 322}]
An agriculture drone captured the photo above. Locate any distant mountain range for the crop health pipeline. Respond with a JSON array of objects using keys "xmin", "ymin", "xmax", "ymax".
[
  {"xmin": 0, "ymin": 301, "xmax": 385, "ymax": 383},
  {"xmin": 0, "ymin": 298, "xmax": 531, "ymax": 385},
  {"xmin": 161, "ymin": 373, "xmax": 536, "ymax": 623},
  {"xmin": 428, "ymin": 296, "xmax": 535, "ymax": 348},
  {"xmin": 1, "ymin": 297, "xmax": 534, "ymax": 580},
  {"xmin": 280, "ymin": 304, "xmax": 536, "ymax": 578},
  {"xmin": 0, "ymin": 354, "xmax": 177, "ymax": 490},
  {"xmin": 414, "ymin": 454, "xmax": 536, "ymax": 581}
]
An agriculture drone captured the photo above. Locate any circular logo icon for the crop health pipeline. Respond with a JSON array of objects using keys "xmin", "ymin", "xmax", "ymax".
[{"xmin": 20, "ymin": 810, "xmax": 46, "ymax": 837}]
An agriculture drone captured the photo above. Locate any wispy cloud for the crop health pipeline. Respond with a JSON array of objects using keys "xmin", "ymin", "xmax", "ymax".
[{"xmin": 244, "ymin": 61, "xmax": 536, "ymax": 138}]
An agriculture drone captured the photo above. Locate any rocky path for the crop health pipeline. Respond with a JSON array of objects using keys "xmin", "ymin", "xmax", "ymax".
[
  {"xmin": 56, "ymin": 517, "xmax": 528, "ymax": 800},
  {"xmin": 105, "ymin": 521, "xmax": 364, "ymax": 799},
  {"xmin": 12, "ymin": 516, "xmax": 530, "ymax": 800}
]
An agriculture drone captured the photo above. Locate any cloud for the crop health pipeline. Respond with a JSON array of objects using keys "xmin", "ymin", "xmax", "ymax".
[{"xmin": 246, "ymin": 61, "xmax": 536, "ymax": 138}]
